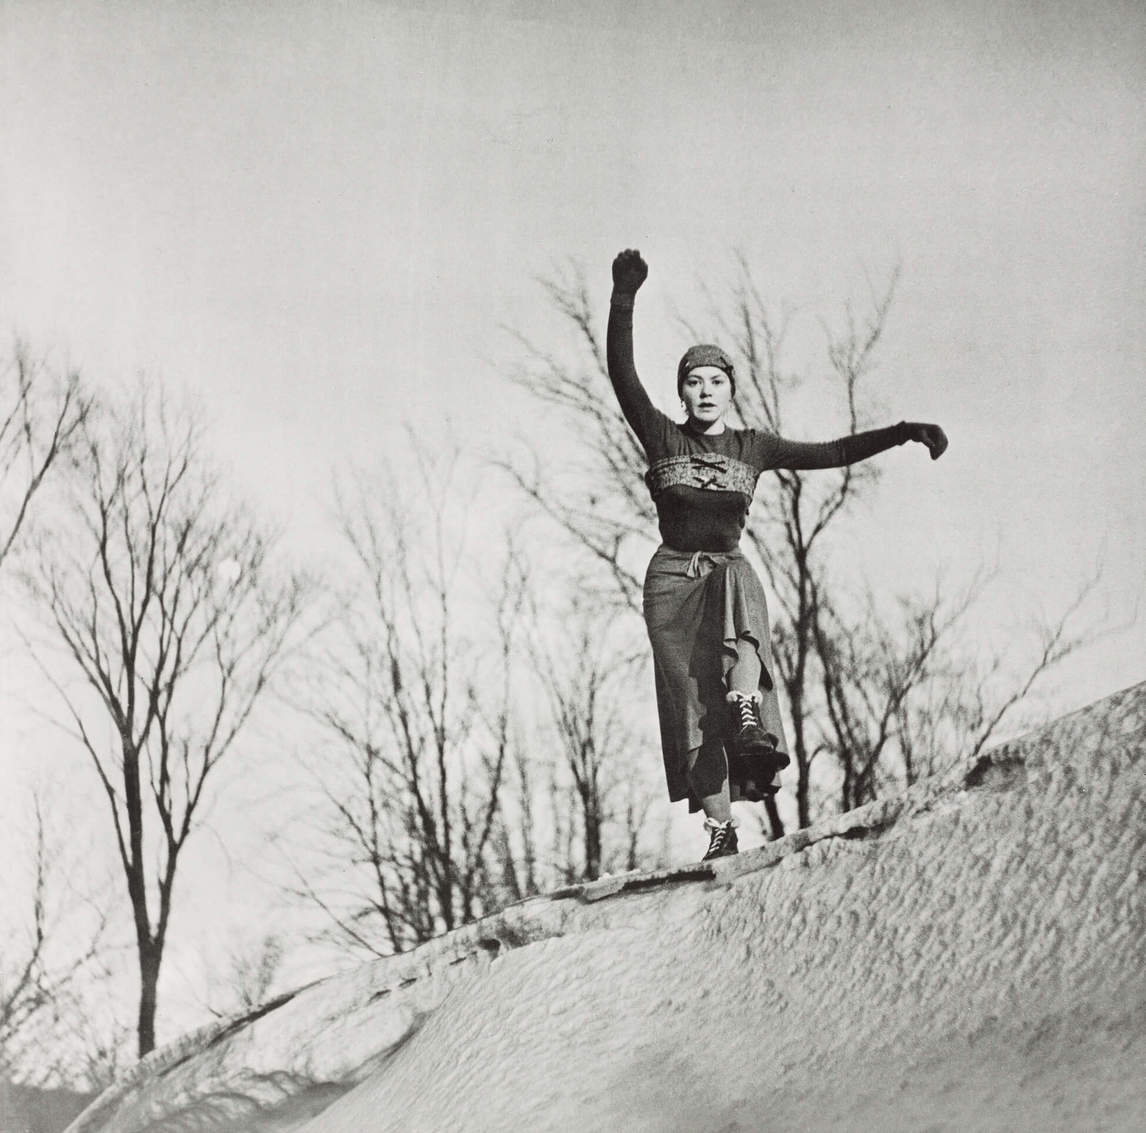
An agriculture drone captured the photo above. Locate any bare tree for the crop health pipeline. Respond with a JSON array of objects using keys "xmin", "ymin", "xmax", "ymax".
[
  {"xmin": 0, "ymin": 343, "xmax": 91, "ymax": 570},
  {"xmin": 500, "ymin": 270, "xmax": 658, "ymax": 615},
  {"xmin": 290, "ymin": 446, "xmax": 529, "ymax": 957},
  {"xmin": 22, "ymin": 385, "xmax": 314, "ymax": 1058},
  {"xmin": 0, "ymin": 794, "xmax": 109, "ymax": 1087},
  {"xmin": 886, "ymin": 576, "xmax": 1100, "ymax": 788},
  {"xmin": 503, "ymin": 262, "xmax": 893, "ymax": 832},
  {"xmin": 505, "ymin": 258, "xmax": 1096, "ymax": 836},
  {"xmin": 523, "ymin": 592, "xmax": 658, "ymax": 883},
  {"xmin": 199, "ymin": 935, "xmax": 285, "ymax": 1021},
  {"xmin": 705, "ymin": 264, "xmax": 904, "ymax": 830}
]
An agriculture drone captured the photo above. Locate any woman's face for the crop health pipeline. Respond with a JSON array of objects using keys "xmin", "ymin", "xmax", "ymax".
[{"xmin": 680, "ymin": 366, "xmax": 733, "ymax": 428}]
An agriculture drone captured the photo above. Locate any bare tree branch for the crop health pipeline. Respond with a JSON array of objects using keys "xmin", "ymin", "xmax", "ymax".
[
  {"xmin": 293, "ymin": 442, "xmax": 532, "ymax": 956},
  {"xmin": 0, "ymin": 792, "xmax": 110, "ymax": 1086},
  {"xmin": 0, "ymin": 344, "xmax": 92, "ymax": 570},
  {"xmin": 21, "ymin": 383, "xmax": 315, "ymax": 1057}
]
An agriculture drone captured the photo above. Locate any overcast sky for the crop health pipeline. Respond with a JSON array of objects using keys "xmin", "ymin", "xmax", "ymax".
[{"xmin": 2, "ymin": 0, "xmax": 1143, "ymax": 1037}]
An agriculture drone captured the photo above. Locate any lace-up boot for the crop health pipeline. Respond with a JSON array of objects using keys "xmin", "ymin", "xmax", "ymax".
[
  {"xmin": 727, "ymin": 690, "xmax": 771, "ymax": 751},
  {"xmin": 726, "ymin": 691, "xmax": 790, "ymax": 799},
  {"xmin": 702, "ymin": 817, "xmax": 739, "ymax": 860},
  {"xmin": 728, "ymin": 693, "xmax": 790, "ymax": 766}
]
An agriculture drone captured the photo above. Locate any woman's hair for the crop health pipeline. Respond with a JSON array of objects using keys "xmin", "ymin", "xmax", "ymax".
[{"xmin": 676, "ymin": 344, "xmax": 736, "ymax": 397}]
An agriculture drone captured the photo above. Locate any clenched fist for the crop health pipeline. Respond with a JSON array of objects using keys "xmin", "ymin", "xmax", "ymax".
[
  {"xmin": 903, "ymin": 422, "xmax": 949, "ymax": 460},
  {"xmin": 612, "ymin": 248, "xmax": 648, "ymax": 296}
]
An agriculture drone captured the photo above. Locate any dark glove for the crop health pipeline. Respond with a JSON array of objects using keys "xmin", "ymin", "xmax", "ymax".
[
  {"xmin": 902, "ymin": 422, "xmax": 948, "ymax": 460},
  {"xmin": 611, "ymin": 248, "xmax": 648, "ymax": 296}
]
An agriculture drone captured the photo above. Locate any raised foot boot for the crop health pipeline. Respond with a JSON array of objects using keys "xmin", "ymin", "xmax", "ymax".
[
  {"xmin": 726, "ymin": 692, "xmax": 790, "ymax": 800},
  {"xmin": 727, "ymin": 691, "xmax": 790, "ymax": 771},
  {"xmin": 702, "ymin": 817, "xmax": 739, "ymax": 861}
]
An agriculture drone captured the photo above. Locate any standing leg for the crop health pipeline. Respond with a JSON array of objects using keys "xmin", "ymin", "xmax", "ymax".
[
  {"xmin": 694, "ymin": 785, "xmax": 732, "ymax": 824},
  {"xmin": 688, "ymin": 743, "xmax": 738, "ymax": 859}
]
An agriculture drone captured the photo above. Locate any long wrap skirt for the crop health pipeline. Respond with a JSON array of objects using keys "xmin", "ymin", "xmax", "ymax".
[{"xmin": 642, "ymin": 545, "xmax": 789, "ymax": 811}]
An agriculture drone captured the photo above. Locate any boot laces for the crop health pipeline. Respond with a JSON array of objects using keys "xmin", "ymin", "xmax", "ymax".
[
  {"xmin": 734, "ymin": 694, "xmax": 758, "ymax": 733},
  {"xmin": 704, "ymin": 817, "xmax": 735, "ymax": 856}
]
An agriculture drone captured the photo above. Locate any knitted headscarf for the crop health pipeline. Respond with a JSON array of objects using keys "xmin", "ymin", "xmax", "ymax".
[{"xmin": 676, "ymin": 344, "xmax": 736, "ymax": 397}]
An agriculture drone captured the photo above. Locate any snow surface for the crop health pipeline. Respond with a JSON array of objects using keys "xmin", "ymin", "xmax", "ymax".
[{"xmin": 68, "ymin": 681, "xmax": 1146, "ymax": 1132}]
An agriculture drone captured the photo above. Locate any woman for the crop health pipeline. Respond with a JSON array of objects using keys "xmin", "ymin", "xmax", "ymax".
[{"xmin": 606, "ymin": 248, "xmax": 947, "ymax": 861}]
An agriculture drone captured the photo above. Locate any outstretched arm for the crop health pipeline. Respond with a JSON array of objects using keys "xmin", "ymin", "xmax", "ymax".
[
  {"xmin": 606, "ymin": 249, "xmax": 667, "ymax": 450},
  {"xmin": 757, "ymin": 421, "xmax": 948, "ymax": 471}
]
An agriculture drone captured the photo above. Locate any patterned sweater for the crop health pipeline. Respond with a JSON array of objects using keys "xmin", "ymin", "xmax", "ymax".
[{"xmin": 607, "ymin": 293, "xmax": 909, "ymax": 552}]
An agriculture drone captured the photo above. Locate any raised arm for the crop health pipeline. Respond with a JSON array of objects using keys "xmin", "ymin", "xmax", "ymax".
[
  {"xmin": 755, "ymin": 421, "xmax": 948, "ymax": 471},
  {"xmin": 607, "ymin": 249, "xmax": 668, "ymax": 450}
]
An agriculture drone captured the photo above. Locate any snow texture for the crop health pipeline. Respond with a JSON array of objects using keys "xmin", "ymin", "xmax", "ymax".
[{"xmin": 67, "ymin": 681, "xmax": 1146, "ymax": 1132}]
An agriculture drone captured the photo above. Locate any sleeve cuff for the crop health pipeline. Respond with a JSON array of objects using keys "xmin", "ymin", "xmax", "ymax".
[{"xmin": 610, "ymin": 292, "xmax": 635, "ymax": 310}]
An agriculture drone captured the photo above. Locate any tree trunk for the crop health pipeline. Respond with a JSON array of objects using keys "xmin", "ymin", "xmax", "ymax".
[
  {"xmin": 584, "ymin": 804, "xmax": 602, "ymax": 881},
  {"xmin": 763, "ymin": 794, "xmax": 784, "ymax": 840},
  {"xmin": 789, "ymin": 680, "xmax": 812, "ymax": 829},
  {"xmin": 137, "ymin": 942, "xmax": 161, "ymax": 1058}
]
